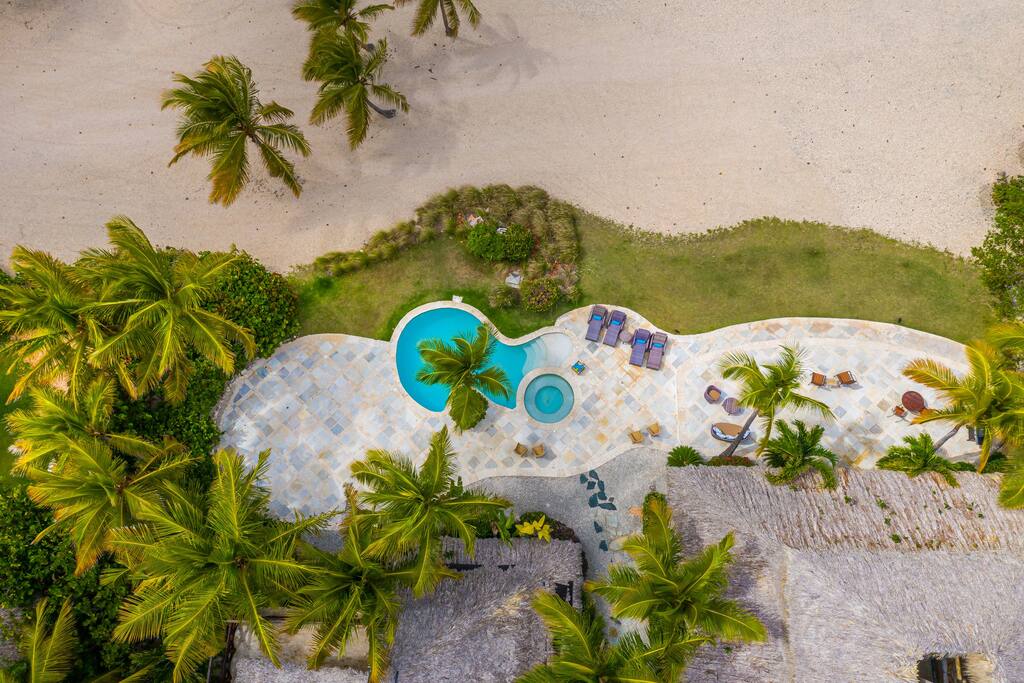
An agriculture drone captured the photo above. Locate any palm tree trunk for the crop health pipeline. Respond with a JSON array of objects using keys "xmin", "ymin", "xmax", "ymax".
[
  {"xmin": 368, "ymin": 101, "xmax": 396, "ymax": 119},
  {"xmin": 719, "ymin": 410, "xmax": 759, "ymax": 458},
  {"xmin": 932, "ymin": 425, "xmax": 961, "ymax": 452},
  {"xmin": 440, "ymin": 0, "xmax": 454, "ymax": 36}
]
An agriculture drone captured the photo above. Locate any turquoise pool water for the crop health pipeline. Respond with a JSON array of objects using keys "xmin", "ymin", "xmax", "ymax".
[
  {"xmin": 395, "ymin": 306, "xmax": 570, "ymax": 412},
  {"xmin": 524, "ymin": 374, "xmax": 574, "ymax": 423}
]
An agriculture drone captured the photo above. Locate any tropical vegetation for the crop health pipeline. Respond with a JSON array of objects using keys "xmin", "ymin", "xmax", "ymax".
[
  {"xmin": 162, "ymin": 56, "xmax": 311, "ymax": 206},
  {"xmin": 759, "ymin": 419, "xmax": 839, "ymax": 489},
  {"xmin": 973, "ymin": 173, "xmax": 1024, "ymax": 319},
  {"xmin": 302, "ymin": 31, "xmax": 408, "ymax": 149},
  {"xmin": 350, "ymin": 427, "xmax": 510, "ymax": 596},
  {"xmin": 876, "ymin": 433, "xmax": 974, "ymax": 487},
  {"xmin": 416, "ymin": 324, "xmax": 511, "ymax": 430},
  {"xmin": 0, "ymin": 599, "xmax": 81, "ymax": 683},
  {"xmin": 285, "ymin": 486, "xmax": 406, "ymax": 681},
  {"xmin": 395, "ymin": 0, "xmax": 480, "ymax": 37},
  {"xmin": 902, "ymin": 338, "xmax": 1024, "ymax": 473},
  {"xmin": 717, "ymin": 345, "xmax": 834, "ymax": 457},
  {"xmin": 291, "ymin": 0, "xmax": 393, "ymax": 44}
]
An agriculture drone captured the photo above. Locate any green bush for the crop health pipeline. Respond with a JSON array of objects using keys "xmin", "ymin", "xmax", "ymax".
[
  {"xmin": 502, "ymin": 223, "xmax": 534, "ymax": 262},
  {"xmin": 0, "ymin": 485, "xmax": 135, "ymax": 679},
  {"xmin": 973, "ymin": 174, "xmax": 1024, "ymax": 318},
  {"xmin": 487, "ymin": 284, "xmax": 520, "ymax": 310},
  {"xmin": 668, "ymin": 445, "xmax": 705, "ymax": 467},
  {"xmin": 204, "ymin": 251, "xmax": 299, "ymax": 358},
  {"xmin": 466, "ymin": 220, "xmax": 506, "ymax": 261},
  {"xmin": 520, "ymin": 277, "xmax": 561, "ymax": 312},
  {"xmin": 111, "ymin": 358, "xmax": 226, "ymax": 489},
  {"xmin": 706, "ymin": 455, "xmax": 756, "ymax": 467}
]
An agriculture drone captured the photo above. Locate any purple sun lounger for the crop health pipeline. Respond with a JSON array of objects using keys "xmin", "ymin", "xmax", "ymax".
[
  {"xmin": 585, "ymin": 305, "xmax": 607, "ymax": 342},
  {"xmin": 646, "ymin": 332, "xmax": 668, "ymax": 370},
  {"xmin": 629, "ymin": 328, "xmax": 652, "ymax": 367},
  {"xmin": 602, "ymin": 310, "xmax": 626, "ymax": 346}
]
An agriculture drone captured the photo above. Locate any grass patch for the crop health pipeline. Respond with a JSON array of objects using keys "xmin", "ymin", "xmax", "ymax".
[{"xmin": 295, "ymin": 214, "xmax": 991, "ymax": 343}]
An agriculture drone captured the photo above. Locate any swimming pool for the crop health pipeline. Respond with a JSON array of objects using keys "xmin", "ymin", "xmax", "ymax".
[{"xmin": 394, "ymin": 305, "xmax": 572, "ymax": 412}]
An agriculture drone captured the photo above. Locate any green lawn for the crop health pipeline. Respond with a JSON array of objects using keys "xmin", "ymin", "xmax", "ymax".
[{"xmin": 295, "ymin": 214, "xmax": 992, "ymax": 343}]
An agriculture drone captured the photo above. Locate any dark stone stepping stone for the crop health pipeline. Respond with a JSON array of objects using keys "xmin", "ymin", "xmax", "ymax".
[
  {"xmin": 588, "ymin": 493, "xmax": 599, "ymax": 508},
  {"xmin": 586, "ymin": 480, "xmax": 596, "ymax": 490},
  {"xmin": 579, "ymin": 474, "xmax": 587, "ymax": 483},
  {"xmin": 598, "ymin": 502, "xmax": 617, "ymax": 510},
  {"xmin": 599, "ymin": 540, "xmax": 609, "ymax": 551},
  {"xmin": 593, "ymin": 521, "xmax": 603, "ymax": 533}
]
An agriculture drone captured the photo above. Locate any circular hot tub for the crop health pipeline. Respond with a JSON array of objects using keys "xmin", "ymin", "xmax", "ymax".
[{"xmin": 523, "ymin": 373, "xmax": 574, "ymax": 424}]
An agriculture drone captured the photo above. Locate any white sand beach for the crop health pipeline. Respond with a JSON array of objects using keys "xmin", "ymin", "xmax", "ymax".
[{"xmin": 2, "ymin": 0, "xmax": 1023, "ymax": 269}]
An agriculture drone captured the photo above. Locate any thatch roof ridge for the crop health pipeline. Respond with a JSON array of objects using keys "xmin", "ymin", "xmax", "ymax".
[{"xmin": 669, "ymin": 466, "xmax": 1024, "ymax": 552}]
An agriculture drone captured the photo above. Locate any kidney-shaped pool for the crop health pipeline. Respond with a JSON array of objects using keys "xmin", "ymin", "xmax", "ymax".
[{"xmin": 395, "ymin": 306, "xmax": 572, "ymax": 412}]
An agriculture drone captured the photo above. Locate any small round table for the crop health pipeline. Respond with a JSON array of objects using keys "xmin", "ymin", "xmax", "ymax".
[
  {"xmin": 901, "ymin": 391, "xmax": 926, "ymax": 413},
  {"xmin": 722, "ymin": 397, "xmax": 743, "ymax": 415}
]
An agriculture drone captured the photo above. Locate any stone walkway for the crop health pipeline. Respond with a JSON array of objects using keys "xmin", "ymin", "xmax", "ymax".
[{"xmin": 216, "ymin": 303, "xmax": 978, "ymax": 514}]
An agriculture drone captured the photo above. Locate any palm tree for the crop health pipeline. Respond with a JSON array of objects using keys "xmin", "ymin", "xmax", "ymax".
[
  {"xmin": 903, "ymin": 340, "xmax": 1024, "ymax": 472},
  {"xmin": 161, "ymin": 55, "xmax": 311, "ymax": 206},
  {"xmin": 303, "ymin": 32, "xmax": 408, "ymax": 150},
  {"xmin": 585, "ymin": 496, "xmax": 766, "ymax": 656},
  {"xmin": 111, "ymin": 449, "xmax": 335, "ymax": 682},
  {"xmin": 0, "ymin": 599, "xmax": 77, "ymax": 683},
  {"xmin": 760, "ymin": 419, "xmax": 839, "ymax": 489},
  {"xmin": 83, "ymin": 217, "xmax": 256, "ymax": 403},
  {"xmin": 517, "ymin": 592, "xmax": 656, "ymax": 683},
  {"xmin": 292, "ymin": 0, "xmax": 394, "ymax": 44},
  {"xmin": 416, "ymin": 324, "xmax": 510, "ymax": 431},
  {"xmin": 350, "ymin": 427, "xmax": 510, "ymax": 597},
  {"xmin": 0, "ymin": 247, "xmax": 106, "ymax": 404},
  {"xmin": 717, "ymin": 345, "xmax": 833, "ymax": 457},
  {"xmin": 395, "ymin": 0, "xmax": 479, "ymax": 37},
  {"xmin": 25, "ymin": 436, "xmax": 193, "ymax": 575},
  {"xmin": 6, "ymin": 375, "xmax": 165, "ymax": 472},
  {"xmin": 876, "ymin": 433, "xmax": 972, "ymax": 487},
  {"xmin": 285, "ymin": 486, "xmax": 405, "ymax": 681}
]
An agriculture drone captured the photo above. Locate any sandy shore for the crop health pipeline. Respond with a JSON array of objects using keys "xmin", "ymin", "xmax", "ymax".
[{"xmin": 2, "ymin": 0, "xmax": 1023, "ymax": 270}]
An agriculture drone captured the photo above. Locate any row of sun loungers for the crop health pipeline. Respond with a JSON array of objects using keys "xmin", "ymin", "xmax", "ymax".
[{"xmin": 585, "ymin": 306, "xmax": 667, "ymax": 370}]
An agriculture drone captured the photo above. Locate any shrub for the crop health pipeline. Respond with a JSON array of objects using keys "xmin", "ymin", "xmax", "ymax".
[
  {"xmin": 520, "ymin": 277, "xmax": 561, "ymax": 312},
  {"xmin": 515, "ymin": 511, "xmax": 578, "ymax": 542},
  {"xmin": 973, "ymin": 174, "xmax": 1024, "ymax": 318},
  {"xmin": 706, "ymin": 455, "xmax": 756, "ymax": 467},
  {"xmin": 466, "ymin": 220, "xmax": 506, "ymax": 261},
  {"xmin": 488, "ymin": 284, "xmax": 519, "ymax": 310},
  {"xmin": 502, "ymin": 223, "xmax": 534, "ymax": 262},
  {"xmin": 668, "ymin": 445, "xmax": 705, "ymax": 467},
  {"xmin": 0, "ymin": 484, "xmax": 134, "ymax": 679},
  {"xmin": 204, "ymin": 251, "xmax": 299, "ymax": 358}
]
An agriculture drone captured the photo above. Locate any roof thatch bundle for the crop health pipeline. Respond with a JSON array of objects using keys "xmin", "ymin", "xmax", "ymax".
[
  {"xmin": 668, "ymin": 467, "xmax": 1024, "ymax": 682},
  {"xmin": 388, "ymin": 537, "xmax": 584, "ymax": 683}
]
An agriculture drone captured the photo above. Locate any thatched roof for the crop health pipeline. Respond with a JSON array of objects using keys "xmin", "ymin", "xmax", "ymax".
[
  {"xmin": 231, "ymin": 537, "xmax": 582, "ymax": 683},
  {"xmin": 668, "ymin": 467, "xmax": 1024, "ymax": 682},
  {"xmin": 388, "ymin": 537, "xmax": 584, "ymax": 683}
]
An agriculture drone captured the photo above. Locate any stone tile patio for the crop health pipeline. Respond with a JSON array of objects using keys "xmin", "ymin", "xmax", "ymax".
[{"xmin": 216, "ymin": 303, "xmax": 978, "ymax": 514}]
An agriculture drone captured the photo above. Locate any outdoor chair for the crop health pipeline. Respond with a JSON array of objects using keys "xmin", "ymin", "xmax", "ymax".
[
  {"xmin": 704, "ymin": 385, "xmax": 722, "ymax": 403},
  {"xmin": 603, "ymin": 310, "xmax": 627, "ymax": 346},
  {"xmin": 532, "ymin": 444, "xmax": 546, "ymax": 457},
  {"xmin": 585, "ymin": 305, "xmax": 607, "ymax": 342},
  {"xmin": 836, "ymin": 370, "xmax": 857, "ymax": 386},
  {"xmin": 629, "ymin": 430, "xmax": 644, "ymax": 444},
  {"xmin": 648, "ymin": 423, "xmax": 661, "ymax": 437},
  {"xmin": 629, "ymin": 328, "xmax": 652, "ymax": 367},
  {"xmin": 711, "ymin": 422, "xmax": 752, "ymax": 443},
  {"xmin": 811, "ymin": 372, "xmax": 827, "ymax": 387},
  {"xmin": 514, "ymin": 443, "xmax": 528, "ymax": 456},
  {"xmin": 646, "ymin": 332, "xmax": 668, "ymax": 370}
]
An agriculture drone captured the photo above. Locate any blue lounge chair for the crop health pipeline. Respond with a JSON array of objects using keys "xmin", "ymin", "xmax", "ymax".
[
  {"xmin": 602, "ymin": 310, "xmax": 626, "ymax": 346},
  {"xmin": 629, "ymin": 328, "xmax": 651, "ymax": 367},
  {"xmin": 585, "ymin": 305, "xmax": 607, "ymax": 342}
]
